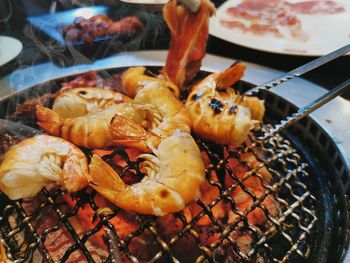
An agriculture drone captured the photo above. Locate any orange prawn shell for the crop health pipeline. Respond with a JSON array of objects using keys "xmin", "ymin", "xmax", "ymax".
[
  {"xmin": 186, "ymin": 63, "xmax": 265, "ymax": 146},
  {"xmin": 0, "ymin": 135, "xmax": 89, "ymax": 200},
  {"xmin": 89, "ymin": 130, "xmax": 206, "ymax": 216},
  {"xmin": 133, "ymin": 83, "xmax": 193, "ymax": 138},
  {"xmin": 52, "ymin": 87, "xmax": 131, "ymax": 118},
  {"xmin": 37, "ymin": 102, "xmax": 157, "ymax": 150}
]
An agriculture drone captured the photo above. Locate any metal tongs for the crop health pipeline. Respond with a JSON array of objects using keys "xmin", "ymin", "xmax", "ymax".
[{"xmin": 245, "ymin": 44, "xmax": 350, "ymax": 140}]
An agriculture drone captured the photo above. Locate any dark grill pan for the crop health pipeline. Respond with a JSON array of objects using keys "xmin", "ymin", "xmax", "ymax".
[{"xmin": 0, "ymin": 67, "xmax": 348, "ymax": 263}]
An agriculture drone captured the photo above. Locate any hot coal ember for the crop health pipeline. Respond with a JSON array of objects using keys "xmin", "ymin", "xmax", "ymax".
[
  {"xmin": 224, "ymin": 146, "xmax": 280, "ymax": 226},
  {"xmin": 62, "ymin": 192, "xmax": 160, "ymax": 262},
  {"xmin": 85, "ymin": 148, "xmax": 280, "ymax": 261},
  {"xmin": 22, "ymin": 193, "xmax": 108, "ymax": 262}
]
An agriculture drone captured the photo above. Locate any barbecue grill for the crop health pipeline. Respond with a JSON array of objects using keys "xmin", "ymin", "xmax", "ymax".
[{"xmin": 0, "ymin": 51, "xmax": 349, "ymax": 263}]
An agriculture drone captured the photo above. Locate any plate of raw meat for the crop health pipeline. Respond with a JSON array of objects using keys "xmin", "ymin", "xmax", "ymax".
[{"xmin": 209, "ymin": 0, "xmax": 350, "ymax": 56}]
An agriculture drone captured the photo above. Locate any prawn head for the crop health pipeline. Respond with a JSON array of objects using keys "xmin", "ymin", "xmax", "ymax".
[
  {"xmin": 121, "ymin": 67, "xmax": 180, "ymax": 98},
  {"xmin": 109, "ymin": 114, "xmax": 161, "ymax": 152}
]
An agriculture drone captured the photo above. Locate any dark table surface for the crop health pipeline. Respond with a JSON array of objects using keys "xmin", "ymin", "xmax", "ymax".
[{"xmin": 0, "ymin": 0, "xmax": 349, "ymax": 99}]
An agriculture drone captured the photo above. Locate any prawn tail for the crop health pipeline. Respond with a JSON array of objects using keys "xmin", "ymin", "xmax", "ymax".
[
  {"xmin": 89, "ymin": 154, "xmax": 126, "ymax": 192},
  {"xmin": 63, "ymin": 152, "xmax": 90, "ymax": 193},
  {"xmin": 109, "ymin": 114, "xmax": 159, "ymax": 152},
  {"xmin": 215, "ymin": 62, "xmax": 246, "ymax": 88},
  {"xmin": 35, "ymin": 105, "xmax": 63, "ymax": 136}
]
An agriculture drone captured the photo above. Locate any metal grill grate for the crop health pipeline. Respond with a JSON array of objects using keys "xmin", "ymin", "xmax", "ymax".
[
  {"xmin": 1, "ymin": 63, "xmax": 348, "ymax": 262},
  {"xmin": 0, "ymin": 124, "xmax": 318, "ymax": 263}
]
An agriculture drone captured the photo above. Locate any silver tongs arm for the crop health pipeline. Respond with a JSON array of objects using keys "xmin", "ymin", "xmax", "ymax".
[
  {"xmin": 260, "ymin": 78, "xmax": 350, "ymax": 140},
  {"xmin": 245, "ymin": 44, "xmax": 350, "ymax": 96},
  {"xmin": 105, "ymin": 228, "xmax": 122, "ymax": 263}
]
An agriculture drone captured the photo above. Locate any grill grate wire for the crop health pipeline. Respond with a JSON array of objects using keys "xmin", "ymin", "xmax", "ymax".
[
  {"xmin": 0, "ymin": 124, "xmax": 318, "ymax": 263},
  {"xmin": 5, "ymin": 65, "xmax": 349, "ymax": 261}
]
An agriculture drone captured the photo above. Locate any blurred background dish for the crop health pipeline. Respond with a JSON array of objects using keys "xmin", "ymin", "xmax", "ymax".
[
  {"xmin": 0, "ymin": 36, "xmax": 23, "ymax": 67},
  {"xmin": 27, "ymin": 6, "xmax": 144, "ymax": 46},
  {"xmin": 209, "ymin": 0, "xmax": 350, "ymax": 56},
  {"xmin": 25, "ymin": 5, "xmax": 163, "ymax": 66}
]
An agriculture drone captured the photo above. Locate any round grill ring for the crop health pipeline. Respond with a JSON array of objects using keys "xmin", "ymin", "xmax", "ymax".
[{"xmin": 0, "ymin": 67, "xmax": 348, "ymax": 263}]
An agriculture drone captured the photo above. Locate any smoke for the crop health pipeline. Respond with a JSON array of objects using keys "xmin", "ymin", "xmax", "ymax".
[
  {"xmin": 72, "ymin": 0, "xmax": 96, "ymax": 6},
  {"xmin": 23, "ymin": 24, "xmax": 68, "ymax": 66},
  {"xmin": 22, "ymin": 3, "xmax": 165, "ymax": 65},
  {"xmin": 0, "ymin": 0, "xmax": 12, "ymax": 23},
  {"xmin": 56, "ymin": 0, "xmax": 95, "ymax": 9},
  {"xmin": 0, "ymin": 119, "xmax": 41, "ymax": 139},
  {"xmin": 3, "ymin": 1, "xmax": 167, "ymax": 130}
]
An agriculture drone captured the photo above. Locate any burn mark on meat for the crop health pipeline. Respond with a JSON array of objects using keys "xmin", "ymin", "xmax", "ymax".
[
  {"xmin": 229, "ymin": 104, "xmax": 237, "ymax": 114},
  {"xmin": 160, "ymin": 190, "xmax": 169, "ymax": 198},
  {"xmin": 209, "ymin": 99, "xmax": 224, "ymax": 114},
  {"xmin": 191, "ymin": 93, "xmax": 202, "ymax": 101},
  {"xmin": 79, "ymin": 90, "xmax": 87, "ymax": 95}
]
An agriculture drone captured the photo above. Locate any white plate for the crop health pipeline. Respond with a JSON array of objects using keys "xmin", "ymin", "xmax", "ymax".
[
  {"xmin": 0, "ymin": 36, "xmax": 23, "ymax": 67},
  {"xmin": 209, "ymin": 0, "xmax": 350, "ymax": 56}
]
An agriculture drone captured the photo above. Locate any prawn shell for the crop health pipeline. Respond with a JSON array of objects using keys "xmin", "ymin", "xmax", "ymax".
[
  {"xmin": 89, "ymin": 130, "xmax": 206, "ymax": 216},
  {"xmin": 157, "ymin": 130, "xmax": 205, "ymax": 204},
  {"xmin": 37, "ymin": 102, "xmax": 159, "ymax": 151},
  {"xmin": 53, "ymin": 87, "xmax": 131, "ymax": 118},
  {"xmin": 185, "ymin": 63, "xmax": 264, "ymax": 146},
  {"xmin": 0, "ymin": 135, "xmax": 89, "ymax": 200},
  {"xmin": 134, "ymin": 84, "xmax": 192, "ymax": 137},
  {"xmin": 60, "ymin": 106, "xmax": 118, "ymax": 149}
]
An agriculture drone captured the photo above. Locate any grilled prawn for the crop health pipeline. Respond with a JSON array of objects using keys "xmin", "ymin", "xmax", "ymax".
[
  {"xmin": 37, "ymin": 74, "xmax": 191, "ymax": 151},
  {"xmin": 185, "ymin": 63, "xmax": 265, "ymax": 146},
  {"xmin": 89, "ymin": 130, "xmax": 205, "ymax": 216},
  {"xmin": 36, "ymin": 103, "xmax": 160, "ymax": 150},
  {"xmin": 0, "ymin": 135, "xmax": 89, "ymax": 200},
  {"xmin": 53, "ymin": 87, "xmax": 131, "ymax": 118}
]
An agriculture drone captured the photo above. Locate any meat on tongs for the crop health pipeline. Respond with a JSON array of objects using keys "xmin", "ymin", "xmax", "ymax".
[{"xmin": 162, "ymin": 0, "xmax": 216, "ymax": 89}]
